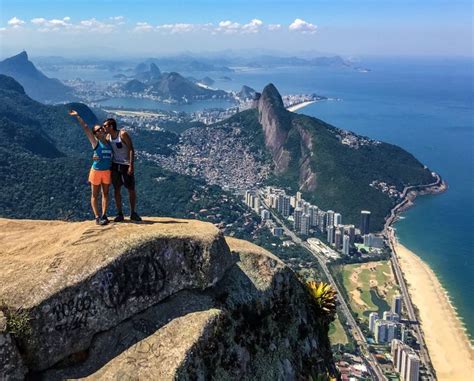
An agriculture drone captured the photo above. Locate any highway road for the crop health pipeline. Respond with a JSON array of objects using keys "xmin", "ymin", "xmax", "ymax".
[{"xmin": 261, "ymin": 196, "xmax": 387, "ymax": 381}]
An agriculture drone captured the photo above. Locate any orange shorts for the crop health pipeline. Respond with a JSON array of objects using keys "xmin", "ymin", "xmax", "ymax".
[{"xmin": 88, "ymin": 169, "xmax": 111, "ymax": 185}]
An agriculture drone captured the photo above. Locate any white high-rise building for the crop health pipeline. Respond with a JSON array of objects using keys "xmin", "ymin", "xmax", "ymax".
[
  {"xmin": 334, "ymin": 213, "xmax": 342, "ymax": 226},
  {"xmin": 296, "ymin": 191, "xmax": 302, "ymax": 202},
  {"xmin": 392, "ymin": 294, "xmax": 403, "ymax": 315},
  {"xmin": 327, "ymin": 226, "xmax": 335, "ymax": 245},
  {"xmin": 326, "ymin": 210, "xmax": 335, "ymax": 228},
  {"xmin": 309, "ymin": 206, "xmax": 319, "ymax": 227},
  {"xmin": 369, "ymin": 312, "xmax": 379, "ymax": 332},
  {"xmin": 404, "ymin": 353, "xmax": 420, "ymax": 381},
  {"xmin": 318, "ymin": 211, "xmax": 327, "ymax": 232},
  {"xmin": 261, "ymin": 209, "xmax": 271, "ymax": 220},
  {"xmin": 301, "ymin": 214, "xmax": 310, "ymax": 235},
  {"xmin": 334, "ymin": 229, "xmax": 342, "ymax": 250},
  {"xmin": 374, "ymin": 320, "xmax": 398, "ymax": 343},
  {"xmin": 342, "ymin": 235, "xmax": 350, "ymax": 255},
  {"xmin": 383, "ymin": 311, "xmax": 400, "ymax": 322},
  {"xmin": 294, "ymin": 207, "xmax": 303, "ymax": 231},
  {"xmin": 346, "ymin": 225, "xmax": 356, "ymax": 244},
  {"xmin": 290, "ymin": 196, "xmax": 296, "ymax": 208}
]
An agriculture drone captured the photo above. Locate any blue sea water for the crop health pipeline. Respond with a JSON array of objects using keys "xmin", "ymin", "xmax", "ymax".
[{"xmin": 220, "ymin": 59, "xmax": 474, "ymax": 340}]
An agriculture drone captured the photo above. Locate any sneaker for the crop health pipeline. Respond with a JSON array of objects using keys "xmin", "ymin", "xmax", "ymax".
[
  {"xmin": 114, "ymin": 213, "xmax": 125, "ymax": 222},
  {"xmin": 95, "ymin": 217, "xmax": 101, "ymax": 225},
  {"xmin": 130, "ymin": 212, "xmax": 142, "ymax": 222},
  {"xmin": 101, "ymin": 215, "xmax": 110, "ymax": 225}
]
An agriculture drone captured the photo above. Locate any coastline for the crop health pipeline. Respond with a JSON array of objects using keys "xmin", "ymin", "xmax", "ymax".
[
  {"xmin": 393, "ymin": 240, "xmax": 474, "ymax": 379},
  {"xmin": 287, "ymin": 100, "xmax": 316, "ymax": 112},
  {"xmin": 384, "ymin": 173, "xmax": 473, "ymax": 378}
]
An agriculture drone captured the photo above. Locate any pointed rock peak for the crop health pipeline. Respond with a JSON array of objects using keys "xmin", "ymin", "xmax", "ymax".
[
  {"xmin": 13, "ymin": 51, "xmax": 29, "ymax": 62},
  {"xmin": 260, "ymin": 83, "xmax": 285, "ymax": 110},
  {"xmin": 149, "ymin": 63, "xmax": 161, "ymax": 74}
]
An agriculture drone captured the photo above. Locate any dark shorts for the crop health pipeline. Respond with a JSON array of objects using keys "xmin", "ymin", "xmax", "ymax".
[{"xmin": 111, "ymin": 163, "xmax": 135, "ymax": 190}]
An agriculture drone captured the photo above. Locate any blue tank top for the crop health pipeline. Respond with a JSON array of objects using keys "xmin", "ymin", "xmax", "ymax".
[{"xmin": 92, "ymin": 140, "xmax": 113, "ymax": 170}]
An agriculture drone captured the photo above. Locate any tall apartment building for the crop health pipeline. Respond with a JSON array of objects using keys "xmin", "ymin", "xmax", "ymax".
[
  {"xmin": 346, "ymin": 224, "xmax": 356, "ymax": 244},
  {"xmin": 369, "ymin": 312, "xmax": 379, "ymax": 332},
  {"xmin": 360, "ymin": 210, "xmax": 371, "ymax": 235},
  {"xmin": 383, "ymin": 311, "xmax": 400, "ymax": 322},
  {"xmin": 294, "ymin": 207, "xmax": 303, "ymax": 232},
  {"xmin": 392, "ymin": 294, "xmax": 403, "ymax": 315},
  {"xmin": 326, "ymin": 210, "xmax": 335, "ymax": 228},
  {"xmin": 342, "ymin": 235, "xmax": 350, "ymax": 255},
  {"xmin": 334, "ymin": 212, "xmax": 342, "ymax": 226},
  {"xmin": 334, "ymin": 229, "xmax": 343, "ymax": 250},
  {"xmin": 394, "ymin": 342, "xmax": 420, "ymax": 381},
  {"xmin": 327, "ymin": 225, "xmax": 335, "ymax": 245},
  {"xmin": 374, "ymin": 319, "xmax": 397, "ymax": 343},
  {"xmin": 300, "ymin": 214, "xmax": 310, "ymax": 235}
]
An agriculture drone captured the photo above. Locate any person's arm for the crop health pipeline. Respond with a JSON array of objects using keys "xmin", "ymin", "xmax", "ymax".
[
  {"xmin": 120, "ymin": 130, "xmax": 135, "ymax": 175},
  {"xmin": 68, "ymin": 110, "xmax": 97, "ymax": 148}
]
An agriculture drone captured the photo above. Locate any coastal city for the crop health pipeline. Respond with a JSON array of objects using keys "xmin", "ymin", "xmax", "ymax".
[{"xmin": 243, "ymin": 186, "xmax": 434, "ymax": 380}]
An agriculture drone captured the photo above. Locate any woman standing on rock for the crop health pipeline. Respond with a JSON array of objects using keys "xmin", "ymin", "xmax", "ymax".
[{"xmin": 69, "ymin": 110, "xmax": 113, "ymax": 226}]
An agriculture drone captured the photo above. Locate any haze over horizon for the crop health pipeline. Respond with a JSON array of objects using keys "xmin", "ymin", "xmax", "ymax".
[{"xmin": 1, "ymin": 0, "xmax": 472, "ymax": 58}]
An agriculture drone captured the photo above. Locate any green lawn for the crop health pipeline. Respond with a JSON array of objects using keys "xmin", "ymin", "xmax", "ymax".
[
  {"xmin": 340, "ymin": 261, "xmax": 399, "ymax": 323},
  {"xmin": 329, "ymin": 316, "xmax": 349, "ymax": 345}
]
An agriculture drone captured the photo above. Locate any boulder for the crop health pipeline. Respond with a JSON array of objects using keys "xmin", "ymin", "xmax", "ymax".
[{"xmin": 0, "ymin": 217, "xmax": 236, "ymax": 371}]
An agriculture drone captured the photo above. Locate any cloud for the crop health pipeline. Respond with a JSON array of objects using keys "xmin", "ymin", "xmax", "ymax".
[
  {"xmin": 216, "ymin": 20, "xmax": 241, "ymax": 34},
  {"xmin": 7, "ymin": 17, "xmax": 25, "ymax": 28},
  {"xmin": 134, "ymin": 22, "xmax": 154, "ymax": 32},
  {"xmin": 268, "ymin": 24, "xmax": 281, "ymax": 31},
  {"xmin": 242, "ymin": 19, "xmax": 263, "ymax": 33},
  {"xmin": 156, "ymin": 23, "xmax": 195, "ymax": 34},
  {"xmin": 289, "ymin": 18, "xmax": 317, "ymax": 34}
]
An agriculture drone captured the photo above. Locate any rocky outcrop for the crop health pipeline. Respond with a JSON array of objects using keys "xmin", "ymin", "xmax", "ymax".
[
  {"xmin": 257, "ymin": 84, "xmax": 292, "ymax": 173},
  {"xmin": 257, "ymin": 84, "xmax": 317, "ymax": 190},
  {"xmin": 0, "ymin": 217, "xmax": 335, "ymax": 380}
]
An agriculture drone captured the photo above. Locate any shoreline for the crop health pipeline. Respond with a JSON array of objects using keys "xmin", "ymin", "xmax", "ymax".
[
  {"xmin": 384, "ymin": 173, "xmax": 473, "ymax": 378},
  {"xmin": 287, "ymin": 100, "xmax": 316, "ymax": 112},
  {"xmin": 393, "ymin": 240, "xmax": 474, "ymax": 379}
]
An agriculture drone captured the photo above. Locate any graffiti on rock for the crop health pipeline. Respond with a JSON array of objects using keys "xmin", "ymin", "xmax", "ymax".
[
  {"xmin": 95, "ymin": 254, "xmax": 166, "ymax": 309},
  {"xmin": 52, "ymin": 294, "xmax": 97, "ymax": 332}
]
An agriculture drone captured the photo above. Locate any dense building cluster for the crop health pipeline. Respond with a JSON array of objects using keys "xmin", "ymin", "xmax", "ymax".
[
  {"xmin": 148, "ymin": 125, "xmax": 271, "ymax": 190},
  {"xmin": 391, "ymin": 340, "xmax": 421, "ymax": 381},
  {"xmin": 247, "ymin": 187, "xmax": 384, "ymax": 256}
]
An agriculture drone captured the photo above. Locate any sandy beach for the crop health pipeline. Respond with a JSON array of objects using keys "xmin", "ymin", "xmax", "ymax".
[
  {"xmin": 287, "ymin": 100, "xmax": 316, "ymax": 112},
  {"xmin": 394, "ymin": 242, "xmax": 474, "ymax": 380}
]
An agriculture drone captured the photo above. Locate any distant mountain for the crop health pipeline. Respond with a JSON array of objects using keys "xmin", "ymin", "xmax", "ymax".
[
  {"xmin": 237, "ymin": 85, "xmax": 258, "ymax": 100},
  {"xmin": 123, "ymin": 71, "xmax": 229, "ymax": 101},
  {"xmin": 134, "ymin": 62, "xmax": 162, "ymax": 83},
  {"xmin": 0, "ymin": 51, "xmax": 75, "ymax": 103},
  {"xmin": 200, "ymin": 76, "xmax": 215, "ymax": 86},
  {"xmin": 144, "ymin": 57, "xmax": 234, "ymax": 73},
  {"xmin": 122, "ymin": 79, "xmax": 147, "ymax": 93}
]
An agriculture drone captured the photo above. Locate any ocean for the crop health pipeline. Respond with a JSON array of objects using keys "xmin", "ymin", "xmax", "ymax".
[{"xmin": 216, "ymin": 58, "xmax": 473, "ymax": 340}]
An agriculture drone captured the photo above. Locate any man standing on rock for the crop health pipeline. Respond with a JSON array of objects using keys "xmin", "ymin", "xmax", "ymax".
[{"xmin": 103, "ymin": 118, "xmax": 142, "ymax": 222}]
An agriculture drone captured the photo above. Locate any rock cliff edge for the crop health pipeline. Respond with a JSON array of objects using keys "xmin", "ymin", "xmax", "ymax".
[{"xmin": 0, "ymin": 217, "xmax": 335, "ymax": 380}]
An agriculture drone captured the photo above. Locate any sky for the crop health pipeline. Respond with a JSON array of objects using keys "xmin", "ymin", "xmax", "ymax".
[{"xmin": 0, "ymin": 0, "xmax": 472, "ymax": 58}]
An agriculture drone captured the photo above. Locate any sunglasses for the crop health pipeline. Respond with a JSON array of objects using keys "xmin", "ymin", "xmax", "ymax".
[{"xmin": 93, "ymin": 126, "xmax": 105, "ymax": 135}]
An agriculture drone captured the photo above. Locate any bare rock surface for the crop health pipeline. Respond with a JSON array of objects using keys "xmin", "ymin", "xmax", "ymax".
[
  {"xmin": 0, "ymin": 217, "xmax": 236, "ymax": 371},
  {"xmin": 0, "ymin": 218, "xmax": 335, "ymax": 380}
]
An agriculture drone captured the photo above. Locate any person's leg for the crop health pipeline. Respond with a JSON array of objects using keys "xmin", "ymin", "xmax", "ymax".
[
  {"xmin": 101, "ymin": 183, "xmax": 110, "ymax": 218},
  {"xmin": 114, "ymin": 185, "xmax": 122, "ymax": 213},
  {"xmin": 91, "ymin": 184, "xmax": 100, "ymax": 219},
  {"xmin": 129, "ymin": 189, "xmax": 136, "ymax": 213}
]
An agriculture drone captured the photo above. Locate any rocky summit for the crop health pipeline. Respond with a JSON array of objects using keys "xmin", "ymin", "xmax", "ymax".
[{"xmin": 0, "ymin": 217, "xmax": 335, "ymax": 380}]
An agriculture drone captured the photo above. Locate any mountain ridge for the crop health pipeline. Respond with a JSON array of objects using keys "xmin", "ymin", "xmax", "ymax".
[{"xmin": 0, "ymin": 51, "xmax": 75, "ymax": 103}]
